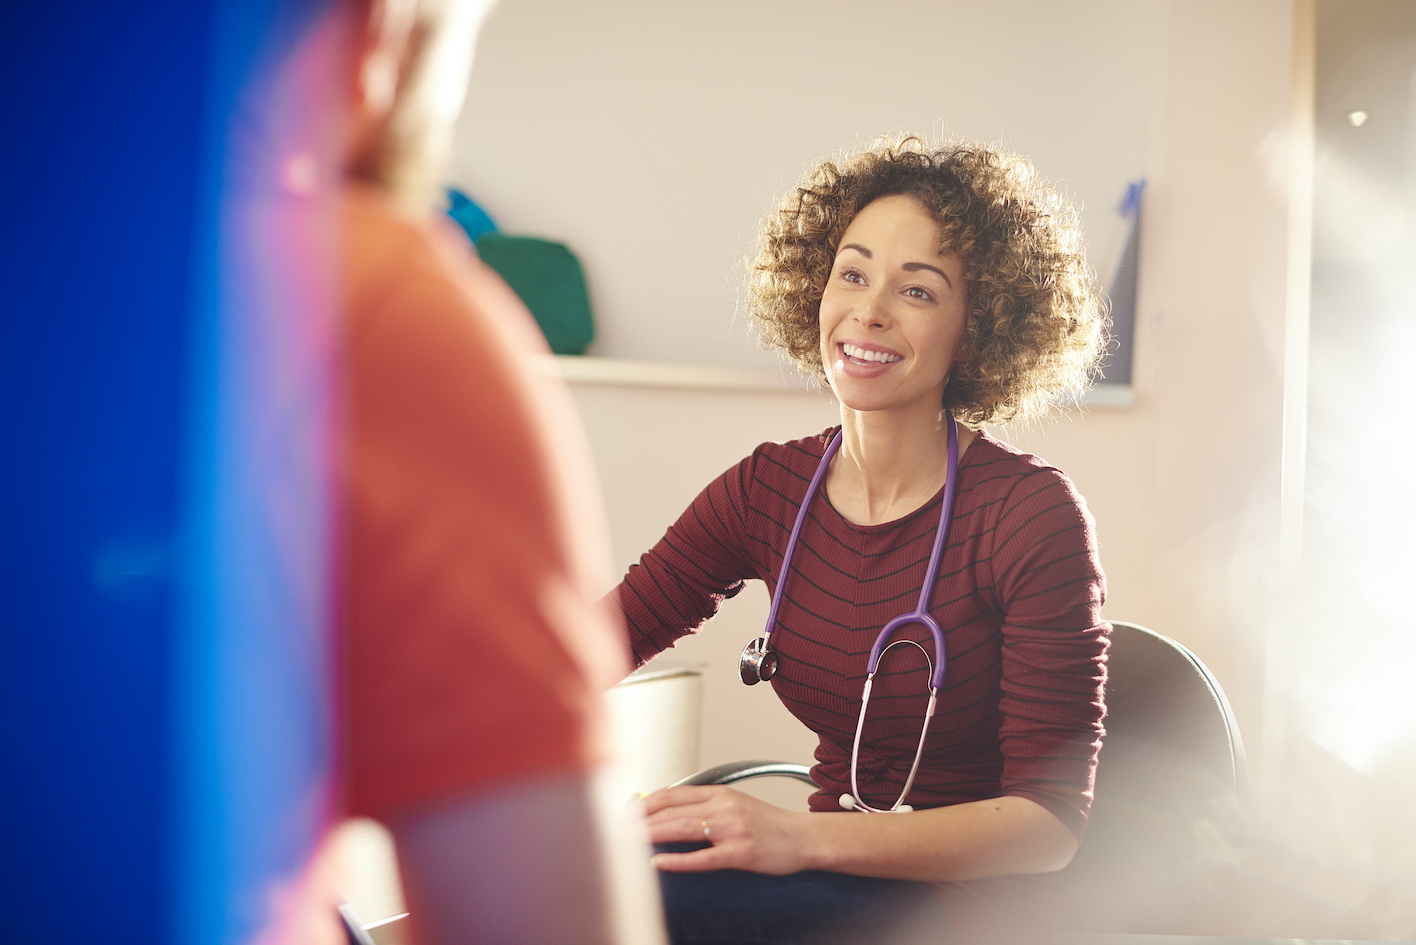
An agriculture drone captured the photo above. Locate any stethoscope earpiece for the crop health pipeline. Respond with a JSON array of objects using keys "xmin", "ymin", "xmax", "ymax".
[{"xmin": 840, "ymin": 794, "xmax": 912, "ymax": 813}]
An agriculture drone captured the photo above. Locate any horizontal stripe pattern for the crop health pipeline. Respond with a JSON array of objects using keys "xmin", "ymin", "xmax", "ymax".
[{"xmin": 615, "ymin": 428, "xmax": 1108, "ymax": 838}]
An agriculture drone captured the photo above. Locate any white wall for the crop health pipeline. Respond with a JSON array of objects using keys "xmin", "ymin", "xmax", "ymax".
[
  {"xmin": 452, "ymin": 0, "xmax": 1303, "ymax": 795},
  {"xmin": 451, "ymin": 0, "xmax": 1158, "ymax": 368}
]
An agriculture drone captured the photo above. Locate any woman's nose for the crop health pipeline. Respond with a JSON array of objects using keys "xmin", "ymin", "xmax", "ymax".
[{"xmin": 853, "ymin": 290, "xmax": 891, "ymax": 329}]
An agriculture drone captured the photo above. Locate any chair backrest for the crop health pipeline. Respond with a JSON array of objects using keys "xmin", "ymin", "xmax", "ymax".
[
  {"xmin": 1102, "ymin": 621, "xmax": 1247, "ymax": 800},
  {"xmin": 1058, "ymin": 621, "xmax": 1250, "ymax": 932}
]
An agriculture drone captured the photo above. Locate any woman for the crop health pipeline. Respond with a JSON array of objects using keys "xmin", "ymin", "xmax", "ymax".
[{"xmin": 612, "ymin": 136, "xmax": 1110, "ymax": 944}]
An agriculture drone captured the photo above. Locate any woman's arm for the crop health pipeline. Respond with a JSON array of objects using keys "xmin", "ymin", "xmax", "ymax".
[
  {"xmin": 612, "ymin": 451, "xmax": 761, "ymax": 666},
  {"xmin": 988, "ymin": 467, "xmax": 1109, "ymax": 841},
  {"xmin": 644, "ymin": 785, "xmax": 1077, "ymax": 883}
]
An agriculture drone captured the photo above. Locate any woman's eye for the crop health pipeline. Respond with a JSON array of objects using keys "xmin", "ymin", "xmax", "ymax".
[
  {"xmin": 905, "ymin": 286, "xmax": 933, "ymax": 301},
  {"xmin": 840, "ymin": 268, "xmax": 865, "ymax": 284}
]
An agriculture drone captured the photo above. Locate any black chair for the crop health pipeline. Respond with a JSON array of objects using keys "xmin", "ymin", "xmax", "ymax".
[
  {"xmin": 1053, "ymin": 621, "xmax": 1249, "ymax": 932},
  {"xmin": 675, "ymin": 621, "xmax": 1250, "ymax": 934}
]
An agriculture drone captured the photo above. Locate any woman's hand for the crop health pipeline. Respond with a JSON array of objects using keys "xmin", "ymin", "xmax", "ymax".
[
  {"xmin": 643, "ymin": 785, "xmax": 813, "ymax": 875},
  {"xmin": 644, "ymin": 789, "xmax": 1077, "ymax": 883}
]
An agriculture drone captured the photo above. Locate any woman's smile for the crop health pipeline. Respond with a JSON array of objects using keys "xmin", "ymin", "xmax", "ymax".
[{"xmin": 836, "ymin": 340, "xmax": 904, "ymax": 377}]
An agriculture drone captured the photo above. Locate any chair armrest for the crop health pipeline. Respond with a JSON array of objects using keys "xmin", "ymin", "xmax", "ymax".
[{"xmin": 673, "ymin": 760, "xmax": 815, "ymax": 788}]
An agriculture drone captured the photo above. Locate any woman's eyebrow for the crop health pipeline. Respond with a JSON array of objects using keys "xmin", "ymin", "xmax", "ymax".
[
  {"xmin": 903, "ymin": 261, "xmax": 952, "ymax": 287},
  {"xmin": 838, "ymin": 242, "xmax": 872, "ymax": 258}
]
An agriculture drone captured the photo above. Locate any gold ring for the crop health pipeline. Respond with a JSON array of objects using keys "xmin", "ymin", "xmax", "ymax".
[{"xmin": 701, "ymin": 819, "xmax": 711, "ymax": 840}]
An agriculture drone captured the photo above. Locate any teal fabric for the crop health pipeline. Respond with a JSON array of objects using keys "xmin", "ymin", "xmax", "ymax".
[
  {"xmin": 446, "ymin": 188, "xmax": 498, "ymax": 243},
  {"xmin": 475, "ymin": 233, "xmax": 595, "ymax": 355}
]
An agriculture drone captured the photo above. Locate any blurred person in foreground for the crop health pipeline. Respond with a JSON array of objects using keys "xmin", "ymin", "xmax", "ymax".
[{"xmin": 329, "ymin": 0, "xmax": 663, "ymax": 942}]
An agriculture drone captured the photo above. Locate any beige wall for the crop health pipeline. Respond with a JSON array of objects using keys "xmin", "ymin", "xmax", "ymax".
[
  {"xmin": 451, "ymin": 0, "xmax": 1158, "ymax": 368},
  {"xmin": 1005, "ymin": 0, "xmax": 1299, "ymax": 742},
  {"xmin": 454, "ymin": 0, "xmax": 1304, "ymax": 792}
]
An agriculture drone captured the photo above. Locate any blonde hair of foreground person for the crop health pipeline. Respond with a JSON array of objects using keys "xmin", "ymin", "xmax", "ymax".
[
  {"xmin": 344, "ymin": 0, "xmax": 481, "ymax": 213},
  {"xmin": 333, "ymin": 1, "xmax": 666, "ymax": 944}
]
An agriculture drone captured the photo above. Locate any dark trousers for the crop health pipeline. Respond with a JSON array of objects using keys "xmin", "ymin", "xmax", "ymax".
[{"xmin": 654, "ymin": 843, "xmax": 954, "ymax": 945}]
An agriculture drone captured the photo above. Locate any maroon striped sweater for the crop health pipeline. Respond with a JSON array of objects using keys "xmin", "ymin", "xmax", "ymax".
[{"xmin": 614, "ymin": 427, "xmax": 1109, "ymax": 839}]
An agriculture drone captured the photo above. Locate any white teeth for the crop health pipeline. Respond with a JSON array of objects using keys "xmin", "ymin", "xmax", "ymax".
[{"xmin": 842, "ymin": 343, "xmax": 901, "ymax": 364}]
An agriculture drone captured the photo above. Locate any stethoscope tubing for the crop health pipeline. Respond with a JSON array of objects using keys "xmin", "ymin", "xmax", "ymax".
[
  {"xmin": 760, "ymin": 432, "xmax": 842, "ymax": 650},
  {"xmin": 849, "ymin": 671, "xmax": 938, "ymax": 814},
  {"xmin": 756, "ymin": 416, "xmax": 961, "ymax": 813}
]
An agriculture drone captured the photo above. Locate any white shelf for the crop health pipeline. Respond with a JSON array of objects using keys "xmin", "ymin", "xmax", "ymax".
[
  {"xmin": 539, "ymin": 355, "xmax": 1134, "ymax": 409},
  {"xmin": 541, "ymin": 355, "xmax": 820, "ymax": 394},
  {"xmin": 1081, "ymin": 383, "xmax": 1135, "ymax": 409}
]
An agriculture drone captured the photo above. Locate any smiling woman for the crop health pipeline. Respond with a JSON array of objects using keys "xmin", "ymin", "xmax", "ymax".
[
  {"xmin": 609, "ymin": 135, "xmax": 1112, "ymax": 945},
  {"xmin": 751, "ymin": 136, "xmax": 1106, "ymax": 427},
  {"xmin": 823, "ymin": 197, "xmax": 968, "ymax": 401},
  {"xmin": 816, "ymin": 195, "xmax": 973, "ymax": 525}
]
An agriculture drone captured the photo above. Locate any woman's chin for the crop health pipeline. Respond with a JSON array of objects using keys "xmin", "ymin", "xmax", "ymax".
[
  {"xmin": 829, "ymin": 379, "xmax": 945, "ymax": 418},
  {"xmin": 831, "ymin": 389, "xmax": 904, "ymax": 415}
]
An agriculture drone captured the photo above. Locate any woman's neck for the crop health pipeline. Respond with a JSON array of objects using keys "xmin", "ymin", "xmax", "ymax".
[{"xmin": 826, "ymin": 401, "xmax": 978, "ymax": 526}]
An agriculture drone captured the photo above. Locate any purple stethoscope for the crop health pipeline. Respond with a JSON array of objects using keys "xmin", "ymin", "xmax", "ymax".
[{"xmin": 738, "ymin": 414, "xmax": 959, "ymax": 813}]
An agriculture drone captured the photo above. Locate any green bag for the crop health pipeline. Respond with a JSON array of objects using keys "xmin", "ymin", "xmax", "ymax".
[{"xmin": 474, "ymin": 233, "xmax": 595, "ymax": 355}]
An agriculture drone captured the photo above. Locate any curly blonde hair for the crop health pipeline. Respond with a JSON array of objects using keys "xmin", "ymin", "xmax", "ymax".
[{"xmin": 748, "ymin": 136, "xmax": 1108, "ymax": 425}]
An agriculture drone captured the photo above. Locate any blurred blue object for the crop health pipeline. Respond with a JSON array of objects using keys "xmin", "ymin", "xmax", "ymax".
[
  {"xmin": 1, "ymin": 2, "xmax": 212, "ymax": 942},
  {"xmin": 447, "ymin": 187, "xmax": 498, "ymax": 243},
  {"xmin": 2, "ymin": 1, "xmax": 341, "ymax": 943}
]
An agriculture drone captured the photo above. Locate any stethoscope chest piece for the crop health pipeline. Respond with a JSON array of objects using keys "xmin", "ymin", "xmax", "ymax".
[{"xmin": 739, "ymin": 636, "xmax": 778, "ymax": 685}]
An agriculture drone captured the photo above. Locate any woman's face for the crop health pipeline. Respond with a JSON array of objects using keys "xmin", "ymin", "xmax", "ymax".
[{"xmin": 818, "ymin": 194, "xmax": 968, "ymax": 416}]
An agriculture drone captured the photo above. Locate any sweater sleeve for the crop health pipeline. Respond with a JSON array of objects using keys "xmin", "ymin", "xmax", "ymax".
[
  {"xmin": 989, "ymin": 467, "xmax": 1109, "ymax": 841},
  {"xmin": 613, "ymin": 451, "xmax": 761, "ymax": 666}
]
